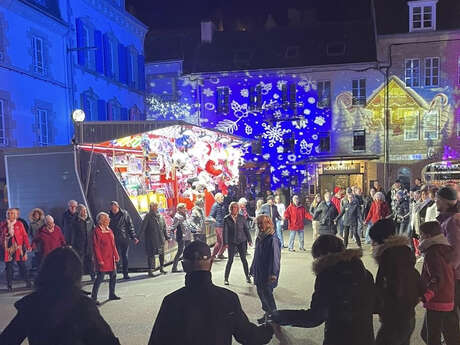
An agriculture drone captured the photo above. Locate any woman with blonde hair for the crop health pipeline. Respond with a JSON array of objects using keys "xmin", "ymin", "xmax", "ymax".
[
  {"xmin": 250, "ymin": 214, "xmax": 281, "ymax": 324},
  {"xmin": 309, "ymin": 194, "xmax": 322, "ymax": 241}
]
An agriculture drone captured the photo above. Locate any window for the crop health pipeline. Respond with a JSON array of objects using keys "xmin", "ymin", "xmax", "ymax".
[
  {"xmin": 33, "ymin": 36, "xmax": 44, "ymax": 75},
  {"xmin": 404, "ymin": 111, "xmax": 419, "ymax": 141},
  {"xmin": 249, "ymin": 85, "xmax": 262, "ymax": 110},
  {"xmin": 37, "ymin": 109, "xmax": 49, "ymax": 146},
  {"xmin": 405, "ymin": 59, "xmax": 420, "ymax": 87},
  {"xmin": 0, "ymin": 99, "xmax": 6, "ymax": 145},
  {"xmin": 352, "ymin": 79, "xmax": 366, "ymax": 105},
  {"xmin": 281, "ymin": 83, "xmax": 288, "ymax": 104},
  {"xmin": 82, "ymin": 26, "xmax": 92, "ymax": 69},
  {"xmin": 217, "ymin": 87, "xmax": 229, "ymax": 114},
  {"xmin": 326, "ymin": 42, "xmax": 346, "ymax": 56},
  {"xmin": 425, "ymin": 57, "xmax": 439, "ymax": 87},
  {"xmin": 128, "ymin": 49, "xmax": 137, "ymax": 88},
  {"xmin": 289, "ymin": 84, "xmax": 297, "ymax": 108},
  {"xmin": 423, "ymin": 110, "xmax": 439, "ymax": 140},
  {"xmin": 108, "ymin": 39, "xmax": 117, "ymax": 77},
  {"xmin": 81, "ymin": 92, "xmax": 98, "ymax": 121},
  {"xmin": 408, "ymin": 1, "xmax": 437, "ymax": 32},
  {"xmin": 319, "ymin": 132, "xmax": 330, "ymax": 153},
  {"xmin": 317, "ymin": 81, "xmax": 331, "ymax": 108},
  {"xmin": 353, "ymin": 130, "xmax": 366, "ymax": 151},
  {"xmin": 283, "ymin": 134, "xmax": 295, "ymax": 153}
]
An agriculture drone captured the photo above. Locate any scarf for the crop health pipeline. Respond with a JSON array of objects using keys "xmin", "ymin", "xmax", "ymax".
[
  {"xmin": 419, "ymin": 233, "xmax": 450, "ymax": 253},
  {"xmin": 7, "ymin": 220, "xmax": 16, "ymax": 237}
]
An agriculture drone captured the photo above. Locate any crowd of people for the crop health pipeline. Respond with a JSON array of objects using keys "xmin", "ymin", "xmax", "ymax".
[{"xmin": 0, "ymin": 178, "xmax": 459, "ymax": 345}]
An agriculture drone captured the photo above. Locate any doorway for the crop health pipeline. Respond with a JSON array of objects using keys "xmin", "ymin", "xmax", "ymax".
[{"xmin": 319, "ymin": 174, "xmax": 364, "ymax": 194}]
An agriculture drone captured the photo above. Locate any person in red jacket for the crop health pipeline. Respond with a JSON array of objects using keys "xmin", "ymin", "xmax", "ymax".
[
  {"xmin": 364, "ymin": 192, "xmax": 390, "ymax": 226},
  {"xmin": 331, "ymin": 187, "xmax": 343, "ymax": 236},
  {"xmin": 419, "ymin": 221, "xmax": 460, "ymax": 344},
  {"xmin": 32, "ymin": 215, "xmax": 66, "ymax": 259},
  {"xmin": 91, "ymin": 212, "xmax": 120, "ymax": 306},
  {"xmin": 0, "ymin": 208, "xmax": 31, "ymax": 291},
  {"xmin": 284, "ymin": 195, "xmax": 308, "ymax": 252}
]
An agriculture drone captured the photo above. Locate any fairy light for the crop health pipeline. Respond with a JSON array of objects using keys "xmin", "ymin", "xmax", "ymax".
[{"xmin": 147, "ymin": 96, "xmax": 195, "ymax": 119}]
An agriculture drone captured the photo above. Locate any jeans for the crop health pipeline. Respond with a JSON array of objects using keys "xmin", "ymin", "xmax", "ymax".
[
  {"xmin": 288, "ymin": 230, "xmax": 304, "ymax": 250},
  {"xmin": 91, "ymin": 270, "xmax": 117, "ymax": 300},
  {"xmin": 376, "ymin": 315, "xmax": 415, "ymax": 345},
  {"xmin": 172, "ymin": 239, "xmax": 191, "ymax": 271},
  {"xmin": 343, "ymin": 225, "xmax": 361, "ymax": 248},
  {"xmin": 147, "ymin": 253, "xmax": 165, "ymax": 271},
  {"xmin": 275, "ymin": 220, "xmax": 284, "ymax": 248},
  {"xmin": 256, "ymin": 284, "xmax": 277, "ymax": 314},
  {"xmin": 116, "ymin": 238, "xmax": 130, "ymax": 277},
  {"xmin": 5, "ymin": 261, "xmax": 29, "ymax": 288},
  {"xmin": 225, "ymin": 242, "xmax": 249, "ymax": 280},
  {"xmin": 211, "ymin": 227, "xmax": 226, "ymax": 257},
  {"xmin": 421, "ymin": 309, "xmax": 460, "ymax": 345},
  {"xmin": 338, "ymin": 218, "xmax": 344, "ymax": 237},
  {"xmin": 365, "ymin": 222, "xmax": 373, "ymax": 244}
]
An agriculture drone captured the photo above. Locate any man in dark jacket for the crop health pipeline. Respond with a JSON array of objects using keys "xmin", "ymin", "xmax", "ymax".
[
  {"xmin": 108, "ymin": 201, "xmax": 139, "ymax": 280},
  {"xmin": 209, "ymin": 193, "xmax": 227, "ymax": 259},
  {"xmin": 71, "ymin": 204, "xmax": 95, "ymax": 280},
  {"xmin": 335, "ymin": 192, "xmax": 361, "ymax": 248},
  {"xmin": 223, "ymin": 202, "xmax": 252, "ymax": 285},
  {"xmin": 271, "ymin": 235, "xmax": 376, "ymax": 345},
  {"xmin": 141, "ymin": 202, "xmax": 169, "ymax": 277},
  {"xmin": 148, "ymin": 240, "xmax": 274, "ymax": 345},
  {"xmin": 62, "ymin": 200, "xmax": 78, "ymax": 243},
  {"xmin": 260, "ymin": 196, "xmax": 281, "ymax": 229},
  {"xmin": 313, "ymin": 192, "xmax": 339, "ymax": 236}
]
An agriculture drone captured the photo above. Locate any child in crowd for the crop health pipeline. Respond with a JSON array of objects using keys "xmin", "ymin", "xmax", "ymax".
[{"xmin": 419, "ymin": 221, "xmax": 460, "ymax": 345}]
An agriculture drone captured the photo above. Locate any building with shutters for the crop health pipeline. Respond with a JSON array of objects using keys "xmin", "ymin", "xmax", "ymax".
[{"xmin": 0, "ymin": 0, "xmax": 147, "ymax": 148}]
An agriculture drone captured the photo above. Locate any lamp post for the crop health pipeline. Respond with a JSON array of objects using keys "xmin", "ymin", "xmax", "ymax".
[{"xmin": 71, "ymin": 109, "xmax": 86, "ymax": 145}]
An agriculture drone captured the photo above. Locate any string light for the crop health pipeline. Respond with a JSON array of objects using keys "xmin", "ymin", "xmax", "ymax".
[{"xmin": 147, "ymin": 96, "xmax": 195, "ymax": 119}]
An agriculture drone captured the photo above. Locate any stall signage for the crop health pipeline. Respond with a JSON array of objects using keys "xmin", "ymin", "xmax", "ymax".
[
  {"xmin": 390, "ymin": 154, "xmax": 427, "ymax": 161},
  {"xmin": 322, "ymin": 163, "xmax": 360, "ymax": 175}
]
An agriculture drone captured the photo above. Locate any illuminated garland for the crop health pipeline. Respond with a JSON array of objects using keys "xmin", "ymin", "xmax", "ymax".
[{"xmin": 147, "ymin": 95, "xmax": 196, "ymax": 119}]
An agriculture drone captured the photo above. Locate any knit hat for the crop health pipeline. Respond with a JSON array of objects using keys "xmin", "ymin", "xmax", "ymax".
[
  {"xmin": 368, "ymin": 219, "xmax": 396, "ymax": 245},
  {"xmin": 437, "ymin": 186, "xmax": 458, "ymax": 201},
  {"xmin": 311, "ymin": 235, "xmax": 345, "ymax": 259},
  {"xmin": 183, "ymin": 241, "xmax": 211, "ymax": 261},
  {"xmin": 333, "ymin": 187, "xmax": 341, "ymax": 194}
]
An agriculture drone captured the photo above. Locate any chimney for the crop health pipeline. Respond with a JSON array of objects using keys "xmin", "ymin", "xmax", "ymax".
[{"xmin": 201, "ymin": 21, "xmax": 215, "ymax": 44}]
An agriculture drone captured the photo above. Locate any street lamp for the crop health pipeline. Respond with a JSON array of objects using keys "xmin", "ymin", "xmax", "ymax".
[{"xmin": 72, "ymin": 109, "xmax": 85, "ymax": 145}]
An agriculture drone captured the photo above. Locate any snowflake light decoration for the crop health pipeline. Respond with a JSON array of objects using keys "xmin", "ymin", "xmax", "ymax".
[
  {"xmin": 262, "ymin": 122, "xmax": 291, "ymax": 147},
  {"xmin": 203, "ymin": 88, "xmax": 214, "ymax": 97}
]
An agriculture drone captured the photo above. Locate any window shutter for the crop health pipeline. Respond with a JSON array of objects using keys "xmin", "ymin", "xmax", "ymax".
[
  {"xmin": 75, "ymin": 18, "xmax": 85, "ymax": 66},
  {"xmin": 120, "ymin": 107, "xmax": 128, "ymax": 121},
  {"xmin": 107, "ymin": 102, "xmax": 113, "ymax": 121},
  {"xmin": 118, "ymin": 43, "xmax": 127, "ymax": 84},
  {"xmin": 137, "ymin": 54, "xmax": 145, "ymax": 90},
  {"xmin": 103, "ymin": 34, "xmax": 111, "ymax": 77},
  {"xmin": 97, "ymin": 99, "xmax": 107, "ymax": 121},
  {"xmin": 127, "ymin": 51, "xmax": 133, "ymax": 87},
  {"xmin": 94, "ymin": 30, "xmax": 104, "ymax": 74}
]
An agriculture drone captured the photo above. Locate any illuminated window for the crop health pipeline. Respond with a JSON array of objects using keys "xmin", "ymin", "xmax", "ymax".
[
  {"xmin": 408, "ymin": 1, "xmax": 437, "ymax": 32},
  {"xmin": 249, "ymin": 85, "xmax": 262, "ymax": 110},
  {"xmin": 33, "ymin": 36, "xmax": 44, "ymax": 75},
  {"xmin": 423, "ymin": 110, "xmax": 439, "ymax": 140},
  {"xmin": 352, "ymin": 79, "xmax": 366, "ymax": 106},
  {"xmin": 405, "ymin": 59, "xmax": 420, "ymax": 87},
  {"xmin": 37, "ymin": 109, "xmax": 49, "ymax": 146},
  {"xmin": 217, "ymin": 87, "xmax": 229, "ymax": 114},
  {"xmin": 425, "ymin": 57, "xmax": 439, "ymax": 87},
  {"xmin": 0, "ymin": 99, "xmax": 6, "ymax": 145},
  {"xmin": 317, "ymin": 81, "xmax": 331, "ymax": 107},
  {"xmin": 404, "ymin": 111, "xmax": 419, "ymax": 141},
  {"xmin": 353, "ymin": 130, "xmax": 366, "ymax": 151}
]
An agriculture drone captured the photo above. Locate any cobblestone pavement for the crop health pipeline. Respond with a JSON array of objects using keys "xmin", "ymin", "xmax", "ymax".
[{"xmin": 0, "ymin": 230, "xmax": 429, "ymax": 345}]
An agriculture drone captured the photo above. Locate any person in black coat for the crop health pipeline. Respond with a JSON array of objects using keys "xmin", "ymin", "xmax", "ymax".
[
  {"xmin": 148, "ymin": 240, "xmax": 273, "ymax": 345},
  {"xmin": 62, "ymin": 200, "xmax": 78, "ymax": 243},
  {"xmin": 271, "ymin": 235, "xmax": 376, "ymax": 345},
  {"xmin": 335, "ymin": 193, "xmax": 361, "ymax": 248},
  {"xmin": 313, "ymin": 192, "xmax": 339, "ymax": 235},
  {"xmin": 71, "ymin": 204, "xmax": 95, "ymax": 280},
  {"xmin": 392, "ymin": 191, "xmax": 410, "ymax": 236},
  {"xmin": 141, "ymin": 202, "xmax": 169, "ymax": 276},
  {"xmin": 369, "ymin": 219, "xmax": 425, "ymax": 345},
  {"xmin": 223, "ymin": 202, "xmax": 252, "ymax": 285},
  {"xmin": 0, "ymin": 246, "xmax": 120, "ymax": 345}
]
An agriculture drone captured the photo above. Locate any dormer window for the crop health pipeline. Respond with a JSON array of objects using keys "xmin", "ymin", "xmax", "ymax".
[{"xmin": 408, "ymin": 0, "xmax": 438, "ymax": 32}]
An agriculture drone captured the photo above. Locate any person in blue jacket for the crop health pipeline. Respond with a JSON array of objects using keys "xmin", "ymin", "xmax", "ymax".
[{"xmin": 250, "ymin": 214, "xmax": 281, "ymax": 325}]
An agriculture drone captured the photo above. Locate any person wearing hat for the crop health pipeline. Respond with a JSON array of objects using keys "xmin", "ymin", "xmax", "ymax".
[
  {"xmin": 436, "ymin": 185, "xmax": 460, "ymax": 314},
  {"xmin": 390, "ymin": 180, "xmax": 408, "ymax": 213},
  {"xmin": 108, "ymin": 201, "xmax": 139, "ymax": 280},
  {"xmin": 369, "ymin": 219, "xmax": 424, "ymax": 345},
  {"xmin": 148, "ymin": 240, "xmax": 274, "ymax": 345}
]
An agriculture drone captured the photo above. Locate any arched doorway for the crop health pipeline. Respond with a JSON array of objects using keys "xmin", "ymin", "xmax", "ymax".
[{"xmin": 397, "ymin": 167, "xmax": 411, "ymax": 191}]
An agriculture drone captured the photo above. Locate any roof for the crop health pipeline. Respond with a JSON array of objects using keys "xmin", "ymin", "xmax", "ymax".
[
  {"xmin": 374, "ymin": 0, "xmax": 460, "ymax": 35},
  {"xmin": 145, "ymin": 2, "xmax": 376, "ymax": 73},
  {"xmin": 21, "ymin": 0, "xmax": 62, "ymax": 20}
]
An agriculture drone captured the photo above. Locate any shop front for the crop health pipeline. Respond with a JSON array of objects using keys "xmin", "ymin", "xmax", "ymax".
[{"xmin": 422, "ymin": 161, "xmax": 460, "ymax": 187}]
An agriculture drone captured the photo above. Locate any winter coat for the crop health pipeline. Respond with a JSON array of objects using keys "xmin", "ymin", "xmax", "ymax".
[
  {"xmin": 190, "ymin": 206, "xmax": 206, "ymax": 233},
  {"xmin": 438, "ymin": 201, "xmax": 460, "ymax": 280},
  {"xmin": 363, "ymin": 195, "xmax": 373, "ymax": 220},
  {"xmin": 141, "ymin": 211, "xmax": 169, "ymax": 255},
  {"xmin": 393, "ymin": 198, "xmax": 410, "ymax": 225},
  {"xmin": 372, "ymin": 235, "xmax": 425, "ymax": 323},
  {"xmin": 108, "ymin": 209, "xmax": 137, "ymax": 242},
  {"xmin": 391, "ymin": 188, "xmax": 408, "ymax": 212},
  {"xmin": 364, "ymin": 200, "xmax": 390, "ymax": 224},
  {"xmin": 170, "ymin": 213, "xmax": 192, "ymax": 242},
  {"xmin": 419, "ymin": 198, "xmax": 435, "ymax": 225},
  {"xmin": 331, "ymin": 196, "xmax": 341, "ymax": 213},
  {"xmin": 425, "ymin": 202, "xmax": 439, "ymax": 223},
  {"xmin": 260, "ymin": 203, "xmax": 281, "ymax": 227},
  {"xmin": 250, "ymin": 232, "xmax": 281, "ymax": 288},
  {"xmin": 335, "ymin": 198, "xmax": 360, "ymax": 227},
  {"xmin": 70, "ymin": 216, "xmax": 94, "ymax": 258},
  {"xmin": 272, "ymin": 249, "xmax": 375, "ymax": 345},
  {"xmin": 419, "ymin": 234, "xmax": 456, "ymax": 312},
  {"xmin": 209, "ymin": 202, "xmax": 226, "ymax": 228},
  {"xmin": 28, "ymin": 208, "xmax": 45, "ymax": 238},
  {"xmin": 0, "ymin": 221, "xmax": 31, "ymax": 262},
  {"xmin": 0, "ymin": 288, "xmax": 120, "ymax": 345},
  {"xmin": 62, "ymin": 209, "xmax": 78, "ymax": 243},
  {"xmin": 92, "ymin": 226, "xmax": 119, "ymax": 272},
  {"xmin": 313, "ymin": 202, "xmax": 338, "ymax": 235},
  {"xmin": 223, "ymin": 214, "xmax": 251, "ymax": 245},
  {"xmin": 32, "ymin": 225, "xmax": 66, "ymax": 258},
  {"xmin": 148, "ymin": 271, "xmax": 273, "ymax": 345},
  {"xmin": 284, "ymin": 204, "xmax": 308, "ymax": 231}
]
